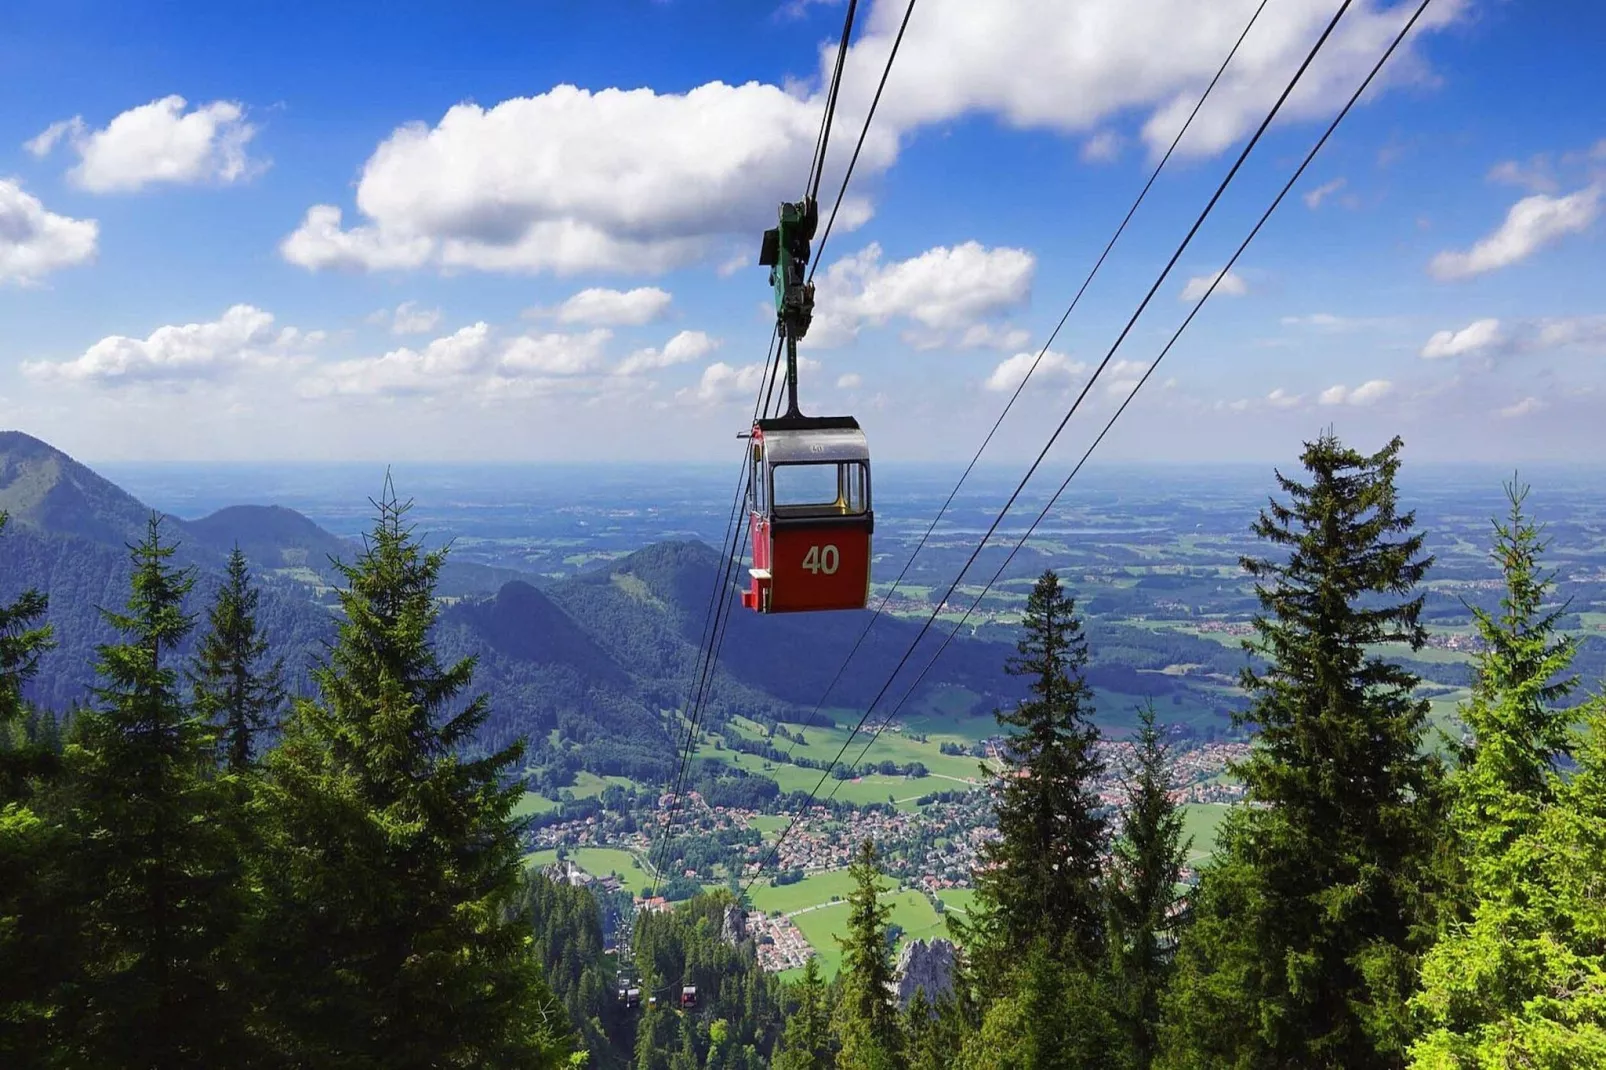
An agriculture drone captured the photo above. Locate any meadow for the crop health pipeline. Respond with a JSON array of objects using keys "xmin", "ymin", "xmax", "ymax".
[{"xmin": 784, "ymin": 888, "xmax": 948, "ymax": 981}]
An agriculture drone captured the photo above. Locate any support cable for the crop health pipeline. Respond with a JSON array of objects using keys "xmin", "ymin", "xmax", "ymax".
[
  {"xmin": 648, "ymin": 330, "xmax": 777, "ymax": 893},
  {"xmin": 836, "ymin": 0, "xmax": 1435, "ymax": 793},
  {"xmin": 809, "ymin": 0, "xmax": 861, "ymax": 204},
  {"xmin": 742, "ymin": 0, "xmax": 1363, "ymax": 894},
  {"xmin": 651, "ymin": 0, "xmax": 912, "ymax": 887},
  {"xmin": 763, "ymin": 0, "xmax": 1272, "ymax": 773},
  {"xmin": 808, "ymin": 0, "xmax": 917, "ymax": 279}
]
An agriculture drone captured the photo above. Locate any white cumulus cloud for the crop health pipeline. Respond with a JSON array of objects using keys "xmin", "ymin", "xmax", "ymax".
[
  {"xmin": 0, "ymin": 180, "xmax": 99, "ymax": 284},
  {"xmin": 280, "ymin": 0, "xmax": 1462, "ymax": 277},
  {"xmin": 615, "ymin": 329, "xmax": 719, "ymax": 375},
  {"xmin": 23, "ymin": 305, "xmax": 315, "ymax": 384},
  {"xmin": 855, "ymin": 0, "xmax": 1463, "ymax": 161},
  {"xmin": 279, "ymin": 81, "xmax": 870, "ymax": 275},
  {"xmin": 1180, "ymin": 269, "xmax": 1248, "ymax": 302},
  {"xmin": 806, "ymin": 241, "xmax": 1034, "ymax": 349},
  {"xmin": 500, "ymin": 328, "xmax": 613, "ymax": 376},
  {"xmin": 1429, "ymin": 186, "xmax": 1601, "ymax": 280},
  {"xmin": 1302, "ymin": 176, "xmax": 1347, "ymax": 208},
  {"xmin": 984, "ymin": 350, "xmax": 1086, "ymax": 393},
  {"xmin": 954, "ymin": 323, "xmax": 1033, "ymax": 351},
  {"xmin": 367, "ymin": 300, "xmax": 442, "ymax": 336},
  {"xmin": 1533, "ymin": 316, "xmax": 1606, "ymax": 350},
  {"xmin": 1279, "ymin": 312, "xmax": 1388, "ymax": 331},
  {"xmin": 1421, "ymin": 317, "xmax": 1504, "ymax": 359},
  {"xmin": 1105, "ymin": 358, "xmax": 1150, "ymax": 397},
  {"xmin": 555, "ymin": 286, "xmax": 673, "ymax": 326},
  {"xmin": 679, "ymin": 360, "xmax": 770, "ymax": 405},
  {"xmin": 1081, "ymin": 130, "xmax": 1123, "ymax": 163},
  {"xmin": 27, "ymin": 96, "xmax": 262, "ymax": 193},
  {"xmin": 1487, "ymin": 156, "xmax": 1557, "ymax": 195},
  {"xmin": 278, "ymin": 205, "xmax": 435, "ymax": 271},
  {"xmin": 1220, "ymin": 387, "xmax": 1305, "ymax": 412},
  {"xmin": 1498, "ymin": 396, "xmax": 1545, "ymax": 418},
  {"xmin": 836, "ymin": 372, "xmax": 862, "ymax": 390},
  {"xmin": 1318, "ymin": 379, "xmax": 1393, "ymax": 406},
  {"xmin": 300, "ymin": 323, "xmax": 497, "ymax": 398},
  {"xmin": 1418, "ymin": 315, "xmax": 1606, "ymax": 363}
]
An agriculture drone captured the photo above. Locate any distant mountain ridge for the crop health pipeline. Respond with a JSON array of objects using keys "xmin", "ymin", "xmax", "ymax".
[
  {"xmin": 184, "ymin": 504, "xmax": 353, "ymax": 570},
  {"xmin": 0, "ymin": 430, "xmax": 1024, "ymax": 785},
  {"xmin": 0, "ymin": 430, "xmax": 189, "ymax": 552}
]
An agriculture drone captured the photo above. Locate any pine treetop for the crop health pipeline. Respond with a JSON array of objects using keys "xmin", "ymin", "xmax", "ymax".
[
  {"xmin": 1455, "ymin": 477, "xmax": 1578, "ymax": 802},
  {"xmin": 92, "ymin": 514, "xmax": 197, "ymax": 713},
  {"xmin": 0, "ymin": 511, "xmax": 54, "ymax": 738},
  {"xmin": 1234, "ymin": 431, "xmax": 1436, "ymax": 815},
  {"xmin": 967, "ymin": 570, "xmax": 1107, "ymax": 976},
  {"xmin": 834, "ymin": 839, "xmax": 903, "ymax": 1067},
  {"xmin": 190, "ymin": 544, "xmax": 285, "ymax": 771}
]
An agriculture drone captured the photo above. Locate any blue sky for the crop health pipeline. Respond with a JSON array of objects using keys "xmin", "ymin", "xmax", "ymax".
[{"xmin": 1, "ymin": 0, "xmax": 1602, "ymax": 467}]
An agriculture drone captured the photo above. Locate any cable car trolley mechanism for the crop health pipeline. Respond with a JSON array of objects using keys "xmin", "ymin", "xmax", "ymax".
[{"xmin": 742, "ymin": 196, "xmax": 873, "ymax": 614}]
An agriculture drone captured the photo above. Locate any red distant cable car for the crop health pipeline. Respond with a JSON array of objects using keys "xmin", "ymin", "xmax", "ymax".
[
  {"xmin": 681, "ymin": 985, "xmax": 698, "ymax": 1009},
  {"xmin": 742, "ymin": 196, "xmax": 874, "ymax": 614},
  {"xmin": 742, "ymin": 415, "xmax": 872, "ymax": 613}
]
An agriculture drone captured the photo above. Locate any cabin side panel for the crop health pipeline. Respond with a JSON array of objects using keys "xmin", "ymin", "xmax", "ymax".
[{"xmin": 767, "ymin": 526, "xmax": 870, "ymax": 612}]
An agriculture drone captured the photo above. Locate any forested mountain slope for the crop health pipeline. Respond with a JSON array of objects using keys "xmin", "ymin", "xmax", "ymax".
[{"xmin": 0, "ymin": 431, "xmax": 1042, "ymax": 783}]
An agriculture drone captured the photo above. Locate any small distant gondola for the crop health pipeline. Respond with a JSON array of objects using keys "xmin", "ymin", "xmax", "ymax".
[{"xmin": 680, "ymin": 985, "xmax": 698, "ymax": 1009}]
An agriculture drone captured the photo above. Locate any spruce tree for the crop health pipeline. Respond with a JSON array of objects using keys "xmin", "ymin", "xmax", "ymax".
[
  {"xmin": 958, "ymin": 937, "xmax": 1123, "ymax": 1070},
  {"xmin": 1408, "ymin": 479, "xmax": 1606, "ymax": 1064},
  {"xmin": 961, "ymin": 569, "xmax": 1106, "ymax": 981},
  {"xmin": 0, "ymin": 510, "xmax": 58, "ymax": 802},
  {"xmin": 833, "ymin": 840, "xmax": 903, "ymax": 1070},
  {"xmin": 0, "ymin": 511, "xmax": 67, "ymax": 1061},
  {"xmin": 58, "ymin": 514, "xmax": 249, "ymax": 1066},
  {"xmin": 0, "ymin": 513, "xmax": 53, "ymax": 743},
  {"xmin": 1159, "ymin": 432, "xmax": 1438, "ymax": 1069},
  {"xmin": 904, "ymin": 988, "xmax": 971, "ymax": 1070},
  {"xmin": 634, "ymin": 987, "xmax": 674, "ymax": 1070},
  {"xmin": 190, "ymin": 546, "xmax": 285, "ymax": 771},
  {"xmin": 775, "ymin": 956, "xmax": 833, "ymax": 1070},
  {"xmin": 251, "ymin": 484, "xmax": 573, "ymax": 1067},
  {"xmin": 1108, "ymin": 702, "xmax": 1190, "ymax": 1070},
  {"xmin": 0, "ymin": 504, "xmax": 74, "ymax": 1056}
]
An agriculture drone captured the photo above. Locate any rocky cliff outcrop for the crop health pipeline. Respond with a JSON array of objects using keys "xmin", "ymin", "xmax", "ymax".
[{"xmin": 894, "ymin": 938, "xmax": 957, "ymax": 1011}]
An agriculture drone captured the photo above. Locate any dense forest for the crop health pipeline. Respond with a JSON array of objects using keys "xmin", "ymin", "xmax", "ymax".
[{"xmin": 4, "ymin": 430, "xmax": 1605, "ymax": 1067}]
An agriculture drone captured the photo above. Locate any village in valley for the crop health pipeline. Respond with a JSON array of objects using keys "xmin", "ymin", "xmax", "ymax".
[{"xmin": 528, "ymin": 729, "xmax": 1252, "ymax": 977}]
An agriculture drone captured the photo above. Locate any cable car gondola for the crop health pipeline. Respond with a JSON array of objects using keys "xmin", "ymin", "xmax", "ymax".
[
  {"xmin": 680, "ymin": 985, "xmax": 698, "ymax": 1009},
  {"xmin": 742, "ymin": 196, "xmax": 873, "ymax": 614},
  {"xmin": 742, "ymin": 415, "xmax": 871, "ymax": 613}
]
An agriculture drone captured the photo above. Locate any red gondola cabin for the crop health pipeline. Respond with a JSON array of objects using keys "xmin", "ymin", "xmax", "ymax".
[{"xmin": 742, "ymin": 415, "xmax": 873, "ymax": 614}]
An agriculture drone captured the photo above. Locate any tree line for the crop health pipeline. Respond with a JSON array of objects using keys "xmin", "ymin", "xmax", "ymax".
[
  {"xmin": 0, "ymin": 487, "xmax": 580, "ymax": 1068},
  {"xmin": 6, "ymin": 431, "xmax": 1605, "ymax": 1067},
  {"xmin": 766, "ymin": 432, "xmax": 1606, "ymax": 1069}
]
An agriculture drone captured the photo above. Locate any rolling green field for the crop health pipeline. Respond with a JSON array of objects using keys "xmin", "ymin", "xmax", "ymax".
[
  {"xmin": 1426, "ymin": 688, "xmax": 1472, "ymax": 749},
  {"xmin": 722, "ymin": 715, "xmax": 990, "ymax": 782},
  {"xmin": 516, "ymin": 770, "xmax": 638, "ymax": 820},
  {"xmin": 745, "ymin": 814, "xmax": 790, "ymax": 839},
  {"xmin": 746, "ymin": 868, "xmax": 897, "ymax": 915},
  {"xmin": 513, "ymin": 793, "xmax": 560, "ymax": 818},
  {"xmin": 788, "ymin": 889, "xmax": 947, "ymax": 980},
  {"xmin": 1182, "ymin": 803, "xmax": 1235, "ymax": 866},
  {"xmin": 690, "ymin": 728, "xmax": 975, "ymax": 808}
]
